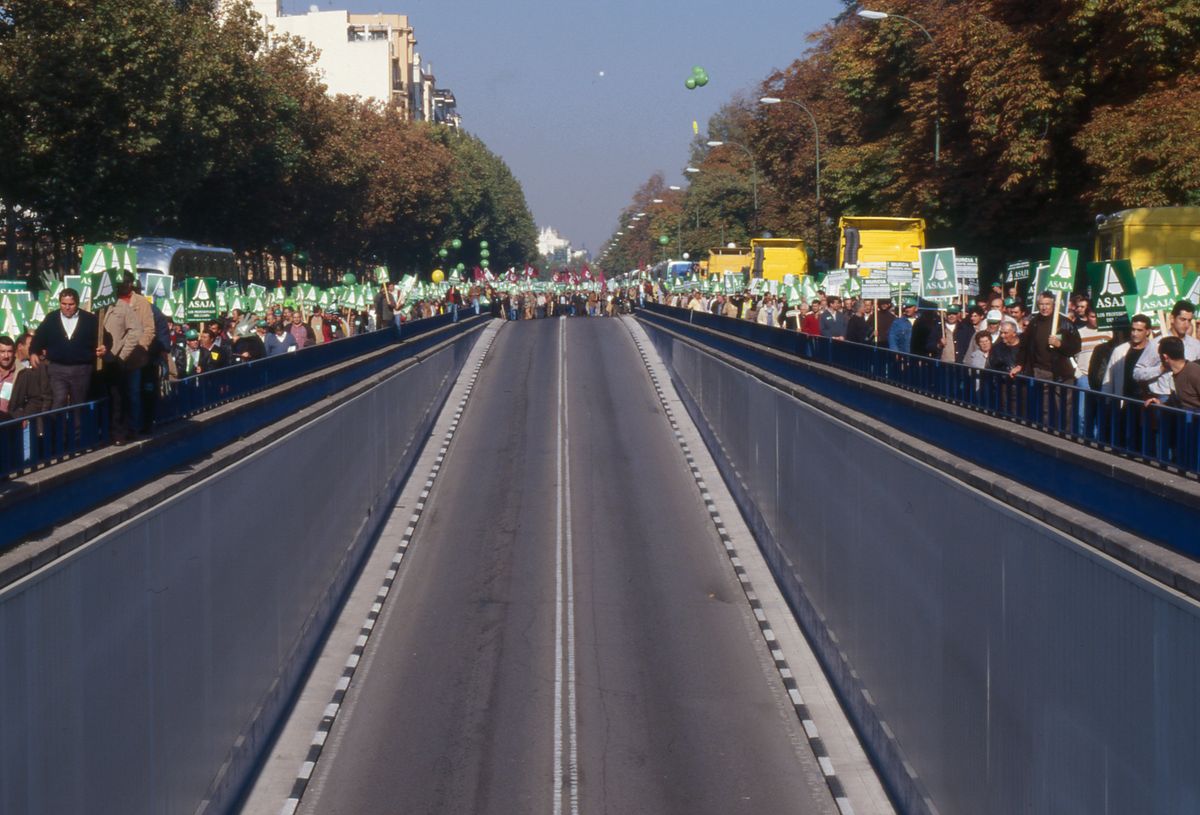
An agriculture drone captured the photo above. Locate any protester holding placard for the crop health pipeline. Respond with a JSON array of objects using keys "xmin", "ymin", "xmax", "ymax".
[
  {"xmin": 102, "ymin": 274, "xmax": 157, "ymax": 442},
  {"xmin": 1018, "ymin": 291, "xmax": 1081, "ymax": 383},
  {"xmin": 888, "ymin": 298, "xmax": 917, "ymax": 352}
]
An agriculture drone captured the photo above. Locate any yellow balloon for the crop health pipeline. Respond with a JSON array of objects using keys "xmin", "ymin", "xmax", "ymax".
[{"xmin": 432, "ymin": 269, "xmax": 444, "ymax": 283}]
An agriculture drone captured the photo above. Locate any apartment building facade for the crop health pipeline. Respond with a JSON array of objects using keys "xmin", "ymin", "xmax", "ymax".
[{"xmin": 245, "ymin": 1, "xmax": 457, "ymax": 126}]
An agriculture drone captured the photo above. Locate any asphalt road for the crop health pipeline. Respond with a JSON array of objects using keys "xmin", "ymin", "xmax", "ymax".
[{"xmin": 298, "ymin": 316, "xmax": 837, "ymax": 815}]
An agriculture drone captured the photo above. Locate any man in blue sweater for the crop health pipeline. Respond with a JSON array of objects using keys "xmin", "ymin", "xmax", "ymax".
[{"xmin": 29, "ymin": 288, "xmax": 105, "ymax": 408}]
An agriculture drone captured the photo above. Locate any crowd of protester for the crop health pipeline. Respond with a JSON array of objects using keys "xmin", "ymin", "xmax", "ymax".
[
  {"xmin": 0, "ymin": 274, "xmax": 492, "ymax": 445},
  {"xmin": 488, "ymin": 286, "xmax": 641, "ymax": 320},
  {"xmin": 661, "ymin": 283, "xmax": 1200, "ymax": 413}
]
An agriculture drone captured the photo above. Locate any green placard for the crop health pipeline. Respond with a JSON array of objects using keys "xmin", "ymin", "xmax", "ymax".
[
  {"xmin": 1180, "ymin": 271, "xmax": 1200, "ymax": 307},
  {"xmin": 0, "ymin": 280, "xmax": 29, "ymax": 293},
  {"xmin": 1045, "ymin": 247, "xmax": 1077, "ymax": 294},
  {"xmin": 184, "ymin": 278, "xmax": 220, "ymax": 321},
  {"xmin": 24, "ymin": 299, "xmax": 47, "ymax": 329},
  {"xmin": 1132, "ymin": 264, "xmax": 1180, "ymax": 315},
  {"xmin": 919, "ymin": 248, "xmax": 958, "ymax": 301},
  {"xmin": 0, "ymin": 309, "xmax": 21, "ymax": 336},
  {"xmin": 1005, "ymin": 260, "xmax": 1032, "ymax": 285},
  {"xmin": 86, "ymin": 269, "xmax": 118, "ymax": 309},
  {"xmin": 142, "ymin": 273, "xmax": 172, "ymax": 300},
  {"xmin": 1086, "ymin": 260, "xmax": 1135, "ymax": 330},
  {"xmin": 81, "ymin": 243, "xmax": 137, "ymax": 276}
]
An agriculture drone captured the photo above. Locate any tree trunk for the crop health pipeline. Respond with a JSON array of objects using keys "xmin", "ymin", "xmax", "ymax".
[{"xmin": 4, "ymin": 206, "xmax": 20, "ymax": 278}]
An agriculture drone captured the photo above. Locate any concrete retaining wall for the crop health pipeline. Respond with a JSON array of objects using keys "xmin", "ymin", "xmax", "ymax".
[
  {"xmin": 0, "ymin": 330, "xmax": 479, "ymax": 815},
  {"xmin": 644, "ymin": 322, "xmax": 1200, "ymax": 815}
]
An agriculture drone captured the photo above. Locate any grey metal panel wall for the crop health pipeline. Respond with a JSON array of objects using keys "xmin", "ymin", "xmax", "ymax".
[
  {"xmin": 650, "ymin": 326, "xmax": 1200, "ymax": 815},
  {"xmin": 0, "ymin": 334, "xmax": 476, "ymax": 815}
]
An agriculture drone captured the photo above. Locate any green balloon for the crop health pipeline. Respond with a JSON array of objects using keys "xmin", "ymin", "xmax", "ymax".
[
  {"xmin": 659, "ymin": 235, "xmax": 670, "ymax": 245},
  {"xmin": 438, "ymin": 248, "xmax": 449, "ymax": 258},
  {"xmin": 481, "ymin": 259, "xmax": 490, "ymax": 268},
  {"xmin": 479, "ymin": 240, "xmax": 489, "ymax": 249},
  {"xmin": 480, "ymin": 249, "xmax": 490, "ymax": 259},
  {"xmin": 342, "ymin": 272, "xmax": 356, "ymax": 285},
  {"xmin": 692, "ymin": 65, "xmax": 704, "ymax": 76},
  {"xmin": 456, "ymin": 263, "xmax": 465, "ymax": 271},
  {"xmin": 696, "ymin": 74, "xmax": 709, "ymax": 87},
  {"xmin": 685, "ymin": 77, "xmax": 697, "ymax": 90},
  {"xmin": 451, "ymin": 238, "xmax": 462, "ymax": 250}
]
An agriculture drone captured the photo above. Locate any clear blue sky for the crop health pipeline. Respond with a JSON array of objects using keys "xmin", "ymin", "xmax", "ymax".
[{"xmin": 282, "ymin": 0, "xmax": 845, "ymax": 254}]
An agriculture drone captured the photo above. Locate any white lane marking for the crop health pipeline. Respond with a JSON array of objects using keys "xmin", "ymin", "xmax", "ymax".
[
  {"xmin": 553, "ymin": 315, "xmax": 580, "ymax": 815},
  {"xmin": 563, "ymin": 320, "xmax": 579, "ymax": 815},
  {"xmin": 553, "ymin": 317, "xmax": 565, "ymax": 815}
]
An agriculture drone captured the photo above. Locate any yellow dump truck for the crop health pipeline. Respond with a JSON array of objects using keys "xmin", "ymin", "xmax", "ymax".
[
  {"xmin": 1094, "ymin": 207, "xmax": 1200, "ymax": 275},
  {"xmin": 837, "ymin": 217, "xmax": 926, "ymax": 276},
  {"xmin": 749, "ymin": 238, "xmax": 808, "ymax": 282},
  {"xmin": 708, "ymin": 246, "xmax": 752, "ymax": 277}
]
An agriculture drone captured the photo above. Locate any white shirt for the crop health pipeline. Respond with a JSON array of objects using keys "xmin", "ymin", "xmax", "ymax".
[{"xmin": 60, "ymin": 311, "xmax": 79, "ymax": 340}]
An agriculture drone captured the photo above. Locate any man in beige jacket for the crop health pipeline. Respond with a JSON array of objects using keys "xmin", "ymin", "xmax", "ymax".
[{"xmin": 103, "ymin": 274, "xmax": 157, "ymax": 442}]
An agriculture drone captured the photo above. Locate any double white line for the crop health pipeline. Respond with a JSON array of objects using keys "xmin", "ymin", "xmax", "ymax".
[{"xmin": 553, "ymin": 316, "xmax": 580, "ymax": 815}]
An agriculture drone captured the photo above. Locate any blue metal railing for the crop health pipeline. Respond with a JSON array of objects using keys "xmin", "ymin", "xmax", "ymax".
[
  {"xmin": 0, "ymin": 313, "xmax": 483, "ymax": 480},
  {"xmin": 0, "ymin": 400, "xmax": 111, "ymax": 477},
  {"xmin": 642, "ymin": 303, "xmax": 1200, "ymax": 475}
]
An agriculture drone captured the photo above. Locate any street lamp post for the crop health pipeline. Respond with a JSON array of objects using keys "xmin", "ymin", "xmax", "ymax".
[
  {"xmin": 857, "ymin": 8, "xmax": 940, "ymax": 163},
  {"xmin": 705, "ymin": 139, "xmax": 759, "ymax": 235},
  {"xmin": 760, "ymin": 95, "xmax": 822, "ymax": 263}
]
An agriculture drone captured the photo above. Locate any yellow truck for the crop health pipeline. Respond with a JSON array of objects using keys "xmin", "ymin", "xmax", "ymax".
[
  {"xmin": 707, "ymin": 246, "xmax": 752, "ymax": 277},
  {"xmin": 837, "ymin": 217, "xmax": 926, "ymax": 276},
  {"xmin": 749, "ymin": 237, "xmax": 808, "ymax": 282},
  {"xmin": 1094, "ymin": 207, "xmax": 1200, "ymax": 275}
]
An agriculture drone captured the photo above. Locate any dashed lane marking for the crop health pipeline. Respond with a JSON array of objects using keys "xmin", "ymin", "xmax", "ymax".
[
  {"xmin": 278, "ymin": 326, "xmax": 500, "ymax": 815},
  {"xmin": 620, "ymin": 317, "xmax": 855, "ymax": 815}
]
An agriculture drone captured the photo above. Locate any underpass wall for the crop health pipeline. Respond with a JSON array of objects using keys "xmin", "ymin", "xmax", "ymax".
[
  {"xmin": 643, "ymin": 322, "xmax": 1200, "ymax": 815},
  {"xmin": 0, "ymin": 330, "xmax": 480, "ymax": 815}
]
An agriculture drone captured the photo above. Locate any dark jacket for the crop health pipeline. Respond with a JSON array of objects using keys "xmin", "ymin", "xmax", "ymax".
[
  {"xmin": 195, "ymin": 343, "xmax": 228, "ymax": 375},
  {"xmin": 1018, "ymin": 313, "xmax": 1081, "ymax": 381},
  {"xmin": 232, "ymin": 335, "xmax": 266, "ymax": 362},
  {"xmin": 987, "ymin": 340, "xmax": 1022, "ymax": 373},
  {"xmin": 9, "ymin": 364, "xmax": 53, "ymax": 417},
  {"xmin": 30, "ymin": 309, "xmax": 99, "ymax": 365},
  {"xmin": 911, "ymin": 312, "xmax": 941, "ymax": 357},
  {"xmin": 845, "ymin": 313, "xmax": 873, "ymax": 344},
  {"xmin": 952, "ymin": 320, "xmax": 975, "ymax": 363},
  {"xmin": 874, "ymin": 309, "xmax": 896, "ymax": 347}
]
